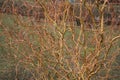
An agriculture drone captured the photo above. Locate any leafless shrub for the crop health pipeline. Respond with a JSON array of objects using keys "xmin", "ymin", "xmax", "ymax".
[{"xmin": 0, "ymin": 0, "xmax": 120, "ymax": 80}]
